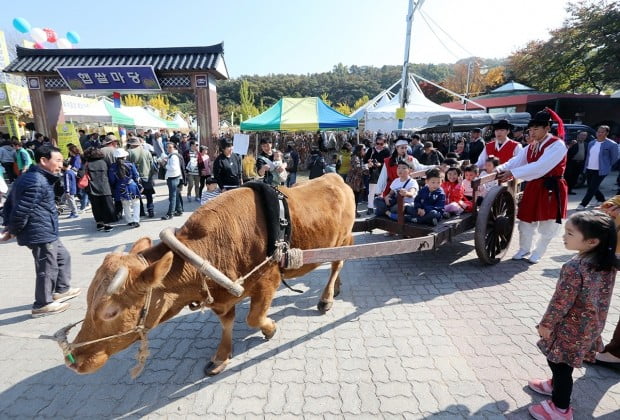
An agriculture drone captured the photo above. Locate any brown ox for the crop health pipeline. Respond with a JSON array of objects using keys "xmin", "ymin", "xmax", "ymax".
[{"xmin": 67, "ymin": 174, "xmax": 354, "ymax": 375}]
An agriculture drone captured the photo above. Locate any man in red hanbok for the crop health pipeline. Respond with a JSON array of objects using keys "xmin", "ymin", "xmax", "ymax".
[{"xmin": 497, "ymin": 110, "xmax": 568, "ymax": 264}]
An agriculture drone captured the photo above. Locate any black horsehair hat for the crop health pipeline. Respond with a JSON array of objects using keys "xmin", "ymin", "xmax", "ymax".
[
  {"xmin": 493, "ymin": 119, "xmax": 513, "ymax": 131},
  {"xmin": 528, "ymin": 110, "xmax": 553, "ymax": 128}
]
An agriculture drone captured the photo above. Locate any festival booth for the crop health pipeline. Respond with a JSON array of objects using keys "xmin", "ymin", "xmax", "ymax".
[
  {"xmin": 364, "ymin": 79, "xmax": 475, "ymax": 132},
  {"xmin": 240, "ymin": 97, "xmax": 358, "ymax": 132}
]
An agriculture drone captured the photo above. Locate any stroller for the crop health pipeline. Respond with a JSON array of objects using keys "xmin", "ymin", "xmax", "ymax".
[{"xmin": 54, "ymin": 178, "xmax": 69, "ymax": 215}]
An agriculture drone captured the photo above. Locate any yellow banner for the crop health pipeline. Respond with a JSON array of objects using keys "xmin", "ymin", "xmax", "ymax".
[
  {"xmin": 395, "ymin": 107, "xmax": 406, "ymax": 120},
  {"xmin": 57, "ymin": 123, "xmax": 79, "ymax": 157},
  {"xmin": 5, "ymin": 114, "xmax": 20, "ymax": 138}
]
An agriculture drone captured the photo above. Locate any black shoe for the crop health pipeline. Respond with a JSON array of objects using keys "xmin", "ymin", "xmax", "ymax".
[
  {"xmin": 96, "ymin": 223, "xmax": 105, "ymax": 231},
  {"xmin": 133, "ymin": 223, "xmax": 140, "ymax": 228},
  {"xmin": 148, "ymin": 211, "xmax": 154, "ymax": 218},
  {"xmin": 127, "ymin": 222, "xmax": 136, "ymax": 227},
  {"xmin": 356, "ymin": 211, "xmax": 363, "ymax": 218},
  {"xmin": 174, "ymin": 211, "xmax": 183, "ymax": 217},
  {"xmin": 103, "ymin": 225, "xmax": 113, "ymax": 232},
  {"xmin": 366, "ymin": 208, "xmax": 374, "ymax": 215},
  {"xmin": 568, "ymin": 191, "xmax": 577, "ymax": 195},
  {"xmin": 161, "ymin": 215, "xmax": 172, "ymax": 220}
]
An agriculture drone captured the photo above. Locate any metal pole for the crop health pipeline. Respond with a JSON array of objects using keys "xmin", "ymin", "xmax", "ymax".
[
  {"xmin": 464, "ymin": 61, "xmax": 473, "ymax": 111},
  {"xmin": 398, "ymin": 0, "xmax": 425, "ymax": 129}
]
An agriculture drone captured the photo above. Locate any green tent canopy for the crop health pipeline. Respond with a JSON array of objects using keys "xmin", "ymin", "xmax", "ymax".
[{"xmin": 240, "ymin": 97, "xmax": 358, "ymax": 132}]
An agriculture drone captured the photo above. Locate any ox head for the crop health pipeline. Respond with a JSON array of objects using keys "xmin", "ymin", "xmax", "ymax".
[{"xmin": 67, "ymin": 238, "xmax": 174, "ymax": 374}]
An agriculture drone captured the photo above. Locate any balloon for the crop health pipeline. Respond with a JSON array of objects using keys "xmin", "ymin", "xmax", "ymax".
[
  {"xmin": 34, "ymin": 42, "xmax": 45, "ymax": 49},
  {"xmin": 56, "ymin": 38, "xmax": 72, "ymax": 49},
  {"xmin": 43, "ymin": 28, "xmax": 57, "ymax": 43},
  {"xmin": 66, "ymin": 31, "xmax": 80, "ymax": 44},
  {"xmin": 30, "ymin": 27, "xmax": 47, "ymax": 44},
  {"xmin": 12, "ymin": 17, "xmax": 31, "ymax": 34}
]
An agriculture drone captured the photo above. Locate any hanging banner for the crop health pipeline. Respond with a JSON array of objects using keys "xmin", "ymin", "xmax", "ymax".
[
  {"xmin": 0, "ymin": 31, "xmax": 10, "ymax": 83},
  {"xmin": 56, "ymin": 123, "xmax": 79, "ymax": 157},
  {"xmin": 56, "ymin": 65, "xmax": 161, "ymax": 92},
  {"xmin": 5, "ymin": 114, "xmax": 20, "ymax": 138}
]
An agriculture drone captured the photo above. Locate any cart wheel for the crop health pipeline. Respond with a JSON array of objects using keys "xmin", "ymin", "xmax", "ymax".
[{"xmin": 474, "ymin": 185, "xmax": 516, "ymax": 265}]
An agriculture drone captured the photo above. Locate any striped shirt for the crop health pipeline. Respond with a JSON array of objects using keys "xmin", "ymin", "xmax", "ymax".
[{"xmin": 200, "ymin": 188, "xmax": 221, "ymax": 205}]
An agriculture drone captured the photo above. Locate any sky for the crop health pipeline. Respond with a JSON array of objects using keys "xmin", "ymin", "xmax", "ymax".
[{"xmin": 1, "ymin": 0, "xmax": 574, "ymax": 78}]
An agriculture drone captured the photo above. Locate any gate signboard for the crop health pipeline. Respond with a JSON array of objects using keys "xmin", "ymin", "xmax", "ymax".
[{"xmin": 56, "ymin": 65, "xmax": 161, "ymax": 92}]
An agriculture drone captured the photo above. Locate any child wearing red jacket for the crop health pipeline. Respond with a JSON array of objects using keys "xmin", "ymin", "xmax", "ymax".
[{"xmin": 442, "ymin": 167, "xmax": 471, "ymax": 216}]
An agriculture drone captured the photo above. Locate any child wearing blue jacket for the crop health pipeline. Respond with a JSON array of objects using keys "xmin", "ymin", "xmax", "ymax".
[
  {"xmin": 108, "ymin": 149, "xmax": 142, "ymax": 228},
  {"xmin": 407, "ymin": 168, "xmax": 445, "ymax": 226},
  {"xmin": 62, "ymin": 161, "xmax": 79, "ymax": 218}
]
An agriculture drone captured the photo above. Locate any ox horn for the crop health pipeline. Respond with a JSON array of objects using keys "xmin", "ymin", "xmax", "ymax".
[
  {"xmin": 159, "ymin": 227, "xmax": 244, "ymax": 297},
  {"xmin": 112, "ymin": 245, "xmax": 126, "ymax": 254},
  {"xmin": 107, "ymin": 266, "xmax": 129, "ymax": 295}
]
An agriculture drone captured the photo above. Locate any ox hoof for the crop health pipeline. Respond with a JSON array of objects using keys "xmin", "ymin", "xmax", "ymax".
[
  {"xmin": 263, "ymin": 324, "xmax": 277, "ymax": 340},
  {"xmin": 317, "ymin": 300, "xmax": 333, "ymax": 314},
  {"xmin": 204, "ymin": 359, "xmax": 229, "ymax": 376}
]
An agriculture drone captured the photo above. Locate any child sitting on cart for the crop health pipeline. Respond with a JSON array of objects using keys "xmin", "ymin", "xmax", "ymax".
[
  {"xmin": 477, "ymin": 156, "xmax": 500, "ymax": 205},
  {"xmin": 407, "ymin": 168, "xmax": 445, "ymax": 226},
  {"xmin": 375, "ymin": 159, "xmax": 419, "ymax": 219},
  {"xmin": 462, "ymin": 165, "xmax": 478, "ymax": 203},
  {"xmin": 442, "ymin": 166, "xmax": 471, "ymax": 216}
]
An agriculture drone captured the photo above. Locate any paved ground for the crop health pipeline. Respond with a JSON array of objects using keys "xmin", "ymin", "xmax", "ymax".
[{"xmin": 0, "ymin": 175, "xmax": 619, "ymax": 419}]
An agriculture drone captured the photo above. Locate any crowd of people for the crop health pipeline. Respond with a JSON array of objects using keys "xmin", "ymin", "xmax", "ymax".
[{"xmin": 1, "ymin": 113, "xmax": 619, "ymax": 418}]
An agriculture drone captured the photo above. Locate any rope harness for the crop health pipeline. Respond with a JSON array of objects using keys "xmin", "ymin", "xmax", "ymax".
[{"xmin": 54, "ymin": 255, "xmax": 154, "ymax": 378}]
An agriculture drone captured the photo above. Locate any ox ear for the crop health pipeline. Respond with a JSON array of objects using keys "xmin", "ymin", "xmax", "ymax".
[
  {"xmin": 137, "ymin": 251, "xmax": 174, "ymax": 289},
  {"xmin": 129, "ymin": 237, "xmax": 152, "ymax": 254}
]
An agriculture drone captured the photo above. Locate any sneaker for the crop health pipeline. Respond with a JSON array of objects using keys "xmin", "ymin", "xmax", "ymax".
[
  {"xmin": 576, "ymin": 204, "xmax": 586, "ymax": 211},
  {"xmin": 103, "ymin": 225, "xmax": 113, "ymax": 232},
  {"xmin": 53, "ymin": 288, "xmax": 81, "ymax": 303},
  {"xmin": 32, "ymin": 301, "xmax": 70, "ymax": 318},
  {"xmin": 367, "ymin": 208, "xmax": 374, "ymax": 215},
  {"xmin": 512, "ymin": 249, "xmax": 530, "ymax": 260},
  {"xmin": 528, "ymin": 378, "xmax": 553, "ymax": 396},
  {"xmin": 528, "ymin": 400, "xmax": 573, "ymax": 420},
  {"xmin": 174, "ymin": 211, "xmax": 183, "ymax": 217},
  {"xmin": 595, "ymin": 351, "xmax": 620, "ymax": 364},
  {"xmin": 161, "ymin": 214, "xmax": 173, "ymax": 220},
  {"xmin": 96, "ymin": 223, "xmax": 105, "ymax": 231},
  {"xmin": 67, "ymin": 213, "xmax": 79, "ymax": 219},
  {"xmin": 528, "ymin": 252, "xmax": 542, "ymax": 264}
]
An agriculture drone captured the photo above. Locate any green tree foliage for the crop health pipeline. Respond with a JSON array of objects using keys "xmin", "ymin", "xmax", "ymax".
[
  {"xmin": 239, "ymin": 79, "xmax": 259, "ymax": 119},
  {"xmin": 507, "ymin": 1, "xmax": 620, "ymax": 93}
]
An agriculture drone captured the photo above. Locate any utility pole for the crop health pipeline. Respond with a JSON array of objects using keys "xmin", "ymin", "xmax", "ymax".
[
  {"xmin": 464, "ymin": 61, "xmax": 473, "ymax": 111},
  {"xmin": 397, "ymin": 0, "xmax": 425, "ymax": 129}
]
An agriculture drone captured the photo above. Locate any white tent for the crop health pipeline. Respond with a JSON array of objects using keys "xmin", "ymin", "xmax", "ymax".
[
  {"xmin": 364, "ymin": 77, "xmax": 477, "ymax": 132},
  {"xmin": 172, "ymin": 113, "xmax": 190, "ymax": 130}
]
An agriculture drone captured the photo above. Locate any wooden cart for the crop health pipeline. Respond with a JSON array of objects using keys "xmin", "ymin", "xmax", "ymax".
[{"xmin": 302, "ymin": 170, "xmax": 518, "ymax": 266}]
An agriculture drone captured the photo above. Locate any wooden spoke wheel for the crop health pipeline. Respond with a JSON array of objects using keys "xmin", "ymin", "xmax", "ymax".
[{"xmin": 474, "ymin": 185, "xmax": 516, "ymax": 265}]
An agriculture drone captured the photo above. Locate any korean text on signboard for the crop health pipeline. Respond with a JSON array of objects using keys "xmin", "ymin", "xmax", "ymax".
[{"xmin": 56, "ymin": 66, "xmax": 161, "ymax": 92}]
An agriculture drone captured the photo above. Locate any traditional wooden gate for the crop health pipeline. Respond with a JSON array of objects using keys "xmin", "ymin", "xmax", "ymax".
[{"xmin": 3, "ymin": 44, "xmax": 228, "ymax": 151}]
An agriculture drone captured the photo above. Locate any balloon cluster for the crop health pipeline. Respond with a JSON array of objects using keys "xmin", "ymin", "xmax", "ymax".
[{"xmin": 12, "ymin": 17, "xmax": 80, "ymax": 49}]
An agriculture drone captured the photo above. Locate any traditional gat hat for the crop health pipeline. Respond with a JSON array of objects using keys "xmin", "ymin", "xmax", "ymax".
[
  {"xmin": 528, "ymin": 110, "xmax": 553, "ymax": 128},
  {"xmin": 493, "ymin": 119, "xmax": 513, "ymax": 131}
]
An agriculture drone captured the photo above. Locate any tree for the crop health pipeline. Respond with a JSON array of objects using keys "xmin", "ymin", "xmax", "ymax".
[
  {"xmin": 239, "ymin": 79, "xmax": 259, "ymax": 119},
  {"xmin": 334, "ymin": 103, "xmax": 352, "ymax": 115},
  {"xmin": 320, "ymin": 93, "xmax": 332, "ymax": 106},
  {"xmin": 353, "ymin": 95, "xmax": 370, "ymax": 111},
  {"xmin": 507, "ymin": 1, "xmax": 620, "ymax": 93},
  {"xmin": 148, "ymin": 95, "xmax": 170, "ymax": 116},
  {"xmin": 123, "ymin": 94, "xmax": 144, "ymax": 107}
]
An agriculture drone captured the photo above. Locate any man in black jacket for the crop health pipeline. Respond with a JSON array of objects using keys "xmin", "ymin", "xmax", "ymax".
[
  {"xmin": 468, "ymin": 128, "xmax": 485, "ymax": 165},
  {"xmin": 1, "ymin": 145, "xmax": 80, "ymax": 317},
  {"xmin": 213, "ymin": 137, "xmax": 242, "ymax": 190}
]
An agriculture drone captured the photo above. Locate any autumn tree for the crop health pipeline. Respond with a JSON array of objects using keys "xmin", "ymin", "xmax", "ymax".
[
  {"xmin": 123, "ymin": 94, "xmax": 144, "ymax": 107},
  {"xmin": 148, "ymin": 95, "xmax": 170, "ymax": 116},
  {"xmin": 507, "ymin": 0, "xmax": 620, "ymax": 93}
]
